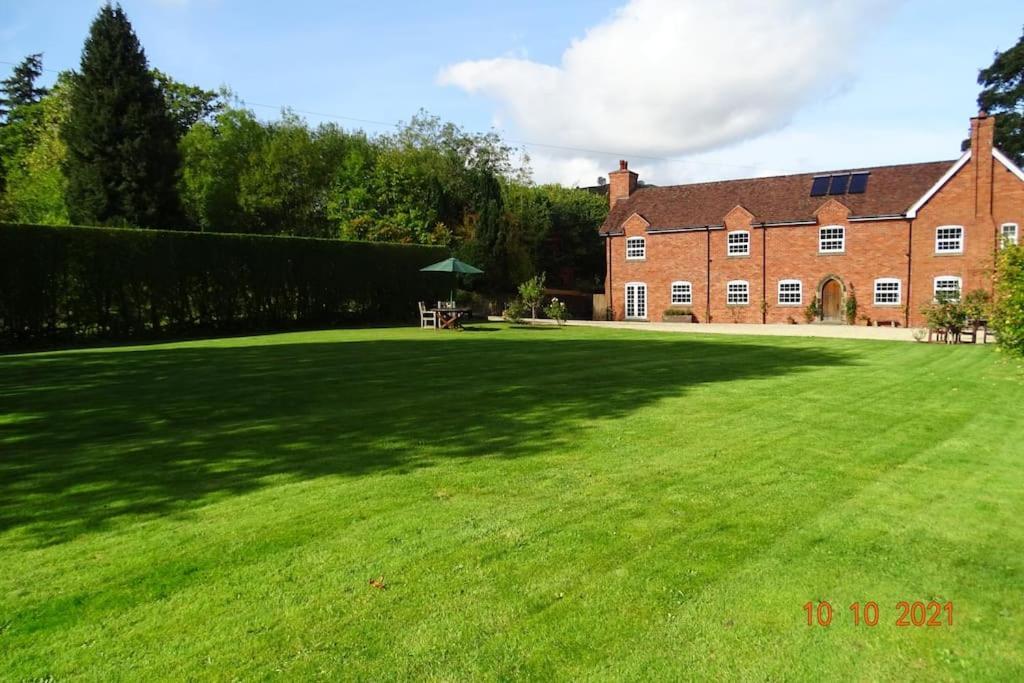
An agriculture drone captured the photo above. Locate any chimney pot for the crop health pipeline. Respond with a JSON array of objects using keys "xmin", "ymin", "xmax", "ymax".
[{"xmin": 619, "ymin": 160, "xmax": 628, "ymax": 171}]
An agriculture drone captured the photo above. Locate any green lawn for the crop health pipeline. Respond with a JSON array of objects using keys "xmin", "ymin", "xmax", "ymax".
[{"xmin": 1, "ymin": 324, "xmax": 1022, "ymax": 680}]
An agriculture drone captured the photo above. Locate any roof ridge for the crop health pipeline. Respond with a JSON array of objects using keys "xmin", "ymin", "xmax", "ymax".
[{"xmin": 638, "ymin": 159, "xmax": 958, "ymax": 192}]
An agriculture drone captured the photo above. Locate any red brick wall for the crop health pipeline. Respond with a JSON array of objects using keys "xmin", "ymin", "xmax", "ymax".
[{"xmin": 607, "ymin": 215, "xmax": 915, "ymax": 325}]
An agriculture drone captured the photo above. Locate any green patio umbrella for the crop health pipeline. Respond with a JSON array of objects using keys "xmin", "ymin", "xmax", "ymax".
[{"xmin": 420, "ymin": 257, "xmax": 484, "ymax": 304}]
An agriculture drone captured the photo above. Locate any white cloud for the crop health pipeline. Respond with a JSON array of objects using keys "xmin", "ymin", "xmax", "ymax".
[{"xmin": 439, "ymin": 0, "xmax": 891, "ymax": 183}]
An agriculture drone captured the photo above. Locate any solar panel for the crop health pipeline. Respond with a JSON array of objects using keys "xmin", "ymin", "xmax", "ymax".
[
  {"xmin": 810, "ymin": 176, "xmax": 830, "ymax": 196},
  {"xmin": 828, "ymin": 174, "xmax": 850, "ymax": 195},
  {"xmin": 848, "ymin": 172, "xmax": 869, "ymax": 194}
]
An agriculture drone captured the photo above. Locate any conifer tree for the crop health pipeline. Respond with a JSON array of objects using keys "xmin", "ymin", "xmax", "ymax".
[
  {"xmin": 61, "ymin": 3, "xmax": 182, "ymax": 228},
  {"xmin": 0, "ymin": 53, "xmax": 48, "ymax": 123},
  {"xmin": 966, "ymin": 27, "xmax": 1024, "ymax": 165}
]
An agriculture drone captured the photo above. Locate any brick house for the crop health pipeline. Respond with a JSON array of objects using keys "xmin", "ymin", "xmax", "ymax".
[{"xmin": 599, "ymin": 113, "xmax": 1024, "ymax": 327}]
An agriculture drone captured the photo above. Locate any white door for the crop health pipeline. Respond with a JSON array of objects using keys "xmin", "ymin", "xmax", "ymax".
[{"xmin": 625, "ymin": 282, "xmax": 647, "ymax": 319}]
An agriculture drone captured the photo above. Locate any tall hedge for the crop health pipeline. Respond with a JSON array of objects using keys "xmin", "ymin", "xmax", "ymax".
[{"xmin": 0, "ymin": 223, "xmax": 447, "ymax": 347}]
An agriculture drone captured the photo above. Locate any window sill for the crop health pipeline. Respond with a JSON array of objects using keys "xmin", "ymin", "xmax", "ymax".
[
  {"xmin": 777, "ymin": 302, "xmax": 803, "ymax": 307},
  {"xmin": 625, "ymin": 257, "xmax": 647, "ymax": 262},
  {"xmin": 727, "ymin": 253, "xmax": 751, "ymax": 259},
  {"xmin": 933, "ymin": 252, "xmax": 964, "ymax": 257},
  {"xmin": 726, "ymin": 303, "xmax": 750, "ymax": 307},
  {"xmin": 872, "ymin": 303, "xmax": 902, "ymax": 308},
  {"xmin": 818, "ymin": 250, "xmax": 846, "ymax": 256}
]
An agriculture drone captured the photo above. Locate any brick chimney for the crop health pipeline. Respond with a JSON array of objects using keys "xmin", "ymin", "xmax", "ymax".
[
  {"xmin": 608, "ymin": 159, "xmax": 638, "ymax": 209},
  {"xmin": 970, "ymin": 111, "xmax": 995, "ymax": 218}
]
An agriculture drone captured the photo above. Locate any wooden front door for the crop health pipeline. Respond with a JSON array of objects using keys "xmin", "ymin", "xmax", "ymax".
[{"xmin": 821, "ymin": 279, "xmax": 842, "ymax": 321}]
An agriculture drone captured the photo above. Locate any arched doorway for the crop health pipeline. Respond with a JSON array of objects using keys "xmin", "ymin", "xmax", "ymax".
[{"xmin": 820, "ymin": 278, "xmax": 843, "ymax": 322}]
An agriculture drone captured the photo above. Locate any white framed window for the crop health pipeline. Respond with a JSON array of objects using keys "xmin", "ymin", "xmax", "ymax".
[
  {"xmin": 727, "ymin": 280, "xmax": 749, "ymax": 305},
  {"xmin": 873, "ymin": 278, "xmax": 902, "ymax": 306},
  {"xmin": 933, "ymin": 276, "xmax": 962, "ymax": 302},
  {"xmin": 935, "ymin": 225, "xmax": 964, "ymax": 254},
  {"xmin": 727, "ymin": 231, "xmax": 750, "ymax": 256},
  {"xmin": 625, "ymin": 236, "xmax": 646, "ymax": 260},
  {"xmin": 777, "ymin": 279, "xmax": 803, "ymax": 306},
  {"xmin": 1002, "ymin": 223, "xmax": 1019, "ymax": 248},
  {"xmin": 670, "ymin": 281, "xmax": 692, "ymax": 305},
  {"xmin": 625, "ymin": 282, "xmax": 647, "ymax": 319},
  {"xmin": 819, "ymin": 226, "xmax": 845, "ymax": 253}
]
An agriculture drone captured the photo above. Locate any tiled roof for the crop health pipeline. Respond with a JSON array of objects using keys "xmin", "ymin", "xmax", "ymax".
[{"xmin": 599, "ymin": 160, "xmax": 956, "ymax": 235}]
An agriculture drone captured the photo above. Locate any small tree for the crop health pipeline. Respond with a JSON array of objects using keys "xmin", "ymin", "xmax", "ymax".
[
  {"xmin": 922, "ymin": 292, "xmax": 968, "ymax": 335},
  {"xmin": 992, "ymin": 243, "xmax": 1024, "ymax": 356},
  {"xmin": 962, "ymin": 289, "xmax": 992, "ymax": 322},
  {"xmin": 517, "ymin": 273, "xmax": 545, "ymax": 320}
]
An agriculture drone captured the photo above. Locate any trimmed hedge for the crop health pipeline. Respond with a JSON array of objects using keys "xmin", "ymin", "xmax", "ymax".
[{"xmin": 0, "ymin": 223, "xmax": 448, "ymax": 347}]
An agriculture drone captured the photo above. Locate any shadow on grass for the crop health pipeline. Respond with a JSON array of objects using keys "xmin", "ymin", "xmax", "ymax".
[{"xmin": 0, "ymin": 332, "xmax": 855, "ymax": 546}]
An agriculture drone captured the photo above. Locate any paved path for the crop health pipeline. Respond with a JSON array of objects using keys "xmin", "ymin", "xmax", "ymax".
[{"xmin": 488, "ymin": 316, "xmax": 925, "ymax": 342}]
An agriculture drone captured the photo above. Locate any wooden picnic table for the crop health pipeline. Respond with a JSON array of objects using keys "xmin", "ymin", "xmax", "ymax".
[{"xmin": 432, "ymin": 306, "xmax": 472, "ymax": 330}]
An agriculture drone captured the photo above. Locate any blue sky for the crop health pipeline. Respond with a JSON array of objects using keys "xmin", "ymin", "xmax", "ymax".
[{"xmin": 2, "ymin": 0, "xmax": 1022, "ymax": 186}]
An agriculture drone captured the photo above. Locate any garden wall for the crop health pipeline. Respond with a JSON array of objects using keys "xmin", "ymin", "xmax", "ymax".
[{"xmin": 0, "ymin": 223, "xmax": 447, "ymax": 348}]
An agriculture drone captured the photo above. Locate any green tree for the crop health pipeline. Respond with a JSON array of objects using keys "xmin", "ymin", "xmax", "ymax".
[
  {"xmin": 535, "ymin": 184, "xmax": 607, "ymax": 290},
  {"xmin": 0, "ymin": 74, "xmax": 71, "ymax": 223},
  {"xmin": 238, "ymin": 113, "xmax": 346, "ymax": 237},
  {"xmin": 61, "ymin": 4, "xmax": 182, "ymax": 228},
  {"xmin": 0, "ymin": 53, "xmax": 48, "ymax": 124},
  {"xmin": 966, "ymin": 26, "xmax": 1024, "ymax": 165},
  {"xmin": 152, "ymin": 69, "xmax": 224, "ymax": 138},
  {"xmin": 179, "ymin": 106, "xmax": 267, "ymax": 232}
]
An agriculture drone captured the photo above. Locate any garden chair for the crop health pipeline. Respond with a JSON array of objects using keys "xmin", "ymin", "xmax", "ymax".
[{"xmin": 418, "ymin": 301, "xmax": 437, "ymax": 329}]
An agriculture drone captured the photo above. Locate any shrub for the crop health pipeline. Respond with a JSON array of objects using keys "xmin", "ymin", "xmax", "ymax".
[
  {"xmin": 993, "ymin": 243, "xmax": 1024, "ymax": 356},
  {"xmin": 803, "ymin": 296, "xmax": 820, "ymax": 324},
  {"xmin": 844, "ymin": 285, "xmax": 858, "ymax": 325},
  {"xmin": 663, "ymin": 307, "xmax": 694, "ymax": 317},
  {"xmin": 543, "ymin": 297, "xmax": 569, "ymax": 326},
  {"xmin": 0, "ymin": 222, "xmax": 447, "ymax": 347},
  {"xmin": 503, "ymin": 298, "xmax": 526, "ymax": 324}
]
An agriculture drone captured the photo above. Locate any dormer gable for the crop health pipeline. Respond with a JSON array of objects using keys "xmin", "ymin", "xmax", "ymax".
[
  {"xmin": 621, "ymin": 212, "xmax": 651, "ymax": 236},
  {"xmin": 813, "ymin": 198, "xmax": 851, "ymax": 224},
  {"xmin": 724, "ymin": 205, "xmax": 754, "ymax": 229}
]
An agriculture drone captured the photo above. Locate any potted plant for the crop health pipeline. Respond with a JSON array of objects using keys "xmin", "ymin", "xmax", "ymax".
[{"xmin": 662, "ymin": 307, "xmax": 695, "ymax": 323}]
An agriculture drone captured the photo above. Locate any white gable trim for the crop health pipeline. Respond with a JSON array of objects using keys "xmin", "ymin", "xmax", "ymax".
[
  {"xmin": 994, "ymin": 148, "xmax": 1024, "ymax": 183},
  {"xmin": 906, "ymin": 151, "xmax": 971, "ymax": 219}
]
